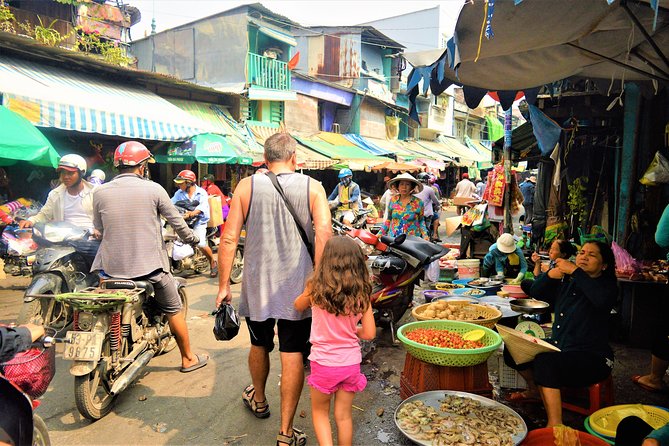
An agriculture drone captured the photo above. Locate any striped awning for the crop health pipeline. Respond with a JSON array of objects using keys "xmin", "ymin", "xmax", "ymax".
[{"xmin": 0, "ymin": 56, "xmax": 213, "ymax": 142}]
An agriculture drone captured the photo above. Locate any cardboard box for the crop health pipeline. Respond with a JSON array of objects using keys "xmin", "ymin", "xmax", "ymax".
[{"xmin": 208, "ymin": 195, "xmax": 223, "ymax": 227}]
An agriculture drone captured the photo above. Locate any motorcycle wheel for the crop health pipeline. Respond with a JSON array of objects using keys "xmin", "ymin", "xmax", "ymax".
[
  {"xmin": 17, "ymin": 298, "xmax": 69, "ymax": 332},
  {"xmin": 229, "ymin": 248, "xmax": 243, "ymax": 284},
  {"xmin": 156, "ymin": 287, "xmax": 188, "ymax": 355},
  {"xmin": 193, "ymin": 250, "xmax": 210, "ymax": 275},
  {"xmin": 74, "ymin": 337, "xmax": 116, "ymax": 420},
  {"xmin": 32, "ymin": 414, "xmax": 51, "ymax": 446}
]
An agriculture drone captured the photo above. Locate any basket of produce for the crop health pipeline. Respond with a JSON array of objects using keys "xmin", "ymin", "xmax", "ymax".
[
  {"xmin": 411, "ymin": 300, "xmax": 502, "ymax": 328},
  {"xmin": 397, "ymin": 320, "xmax": 502, "ymax": 367}
]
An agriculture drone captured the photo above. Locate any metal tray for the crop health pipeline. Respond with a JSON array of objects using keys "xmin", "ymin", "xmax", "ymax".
[{"xmin": 394, "ymin": 390, "xmax": 528, "ymax": 445}]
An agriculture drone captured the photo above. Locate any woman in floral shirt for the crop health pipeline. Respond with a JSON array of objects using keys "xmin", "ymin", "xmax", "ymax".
[{"xmin": 379, "ymin": 173, "xmax": 429, "ymax": 240}]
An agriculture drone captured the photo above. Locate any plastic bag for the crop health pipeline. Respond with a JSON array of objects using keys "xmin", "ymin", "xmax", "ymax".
[
  {"xmin": 212, "ymin": 304, "xmax": 240, "ymax": 341},
  {"xmin": 172, "ymin": 241, "xmax": 194, "ymax": 261},
  {"xmin": 611, "ymin": 241, "xmax": 641, "ymax": 276},
  {"xmin": 425, "ymin": 260, "xmax": 440, "ymax": 283},
  {"xmin": 640, "ymin": 151, "xmax": 669, "ymax": 186}
]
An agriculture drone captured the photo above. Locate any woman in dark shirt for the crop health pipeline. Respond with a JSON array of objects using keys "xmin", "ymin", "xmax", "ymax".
[{"xmin": 504, "ymin": 241, "xmax": 617, "ymax": 427}]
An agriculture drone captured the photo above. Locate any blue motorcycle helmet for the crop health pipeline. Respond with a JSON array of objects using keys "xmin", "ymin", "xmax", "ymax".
[{"xmin": 338, "ymin": 168, "xmax": 353, "ymax": 179}]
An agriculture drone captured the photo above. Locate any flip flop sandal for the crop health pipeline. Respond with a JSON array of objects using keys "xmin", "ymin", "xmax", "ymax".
[
  {"xmin": 631, "ymin": 374, "xmax": 667, "ymax": 393},
  {"xmin": 210, "ymin": 262, "xmax": 219, "ymax": 278},
  {"xmin": 276, "ymin": 428, "xmax": 307, "ymax": 446},
  {"xmin": 242, "ymin": 384, "xmax": 270, "ymax": 418},
  {"xmin": 179, "ymin": 353, "xmax": 208, "ymax": 373}
]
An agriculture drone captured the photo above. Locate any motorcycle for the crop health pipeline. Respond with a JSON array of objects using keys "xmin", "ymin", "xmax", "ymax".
[
  {"xmin": 54, "ymin": 277, "xmax": 187, "ymax": 420},
  {"xmin": 17, "ymin": 222, "xmax": 99, "ymax": 332},
  {"xmin": 0, "ymin": 224, "xmax": 37, "ymax": 276},
  {"xmin": 333, "ymin": 220, "xmax": 449, "ymax": 341},
  {"xmin": 166, "ymin": 200, "xmax": 215, "ymax": 276},
  {"xmin": 0, "ymin": 331, "xmax": 56, "ymax": 446},
  {"xmin": 229, "ymin": 229, "xmax": 244, "ymax": 284}
]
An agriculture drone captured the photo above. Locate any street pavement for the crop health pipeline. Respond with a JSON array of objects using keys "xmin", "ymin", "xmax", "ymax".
[{"xmin": 1, "ymin": 211, "xmax": 667, "ymax": 445}]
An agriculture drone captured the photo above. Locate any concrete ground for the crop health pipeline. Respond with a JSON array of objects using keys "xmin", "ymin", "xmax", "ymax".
[{"xmin": 1, "ymin": 211, "xmax": 667, "ymax": 445}]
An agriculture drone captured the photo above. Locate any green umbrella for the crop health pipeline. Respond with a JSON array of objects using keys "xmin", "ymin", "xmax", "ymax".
[
  {"xmin": 155, "ymin": 133, "xmax": 253, "ymax": 165},
  {"xmin": 0, "ymin": 106, "xmax": 59, "ymax": 167}
]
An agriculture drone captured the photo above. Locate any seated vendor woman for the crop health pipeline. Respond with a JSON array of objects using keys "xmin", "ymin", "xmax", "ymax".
[
  {"xmin": 503, "ymin": 241, "xmax": 617, "ymax": 427},
  {"xmin": 482, "ymin": 233, "xmax": 528, "ymax": 284}
]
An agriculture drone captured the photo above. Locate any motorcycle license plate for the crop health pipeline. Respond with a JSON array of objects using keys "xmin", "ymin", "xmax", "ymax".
[{"xmin": 63, "ymin": 331, "xmax": 104, "ymax": 361}]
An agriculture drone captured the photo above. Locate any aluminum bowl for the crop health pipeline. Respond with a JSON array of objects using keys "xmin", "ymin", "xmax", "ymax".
[{"xmin": 509, "ymin": 299, "xmax": 550, "ymax": 314}]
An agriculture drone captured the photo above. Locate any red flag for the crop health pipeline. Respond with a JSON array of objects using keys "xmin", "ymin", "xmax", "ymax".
[{"xmin": 287, "ymin": 52, "xmax": 300, "ymax": 70}]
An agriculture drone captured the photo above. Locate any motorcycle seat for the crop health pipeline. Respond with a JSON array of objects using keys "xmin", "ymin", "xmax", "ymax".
[
  {"xmin": 382, "ymin": 235, "xmax": 449, "ymax": 264},
  {"xmin": 101, "ymin": 279, "xmax": 154, "ymax": 296}
]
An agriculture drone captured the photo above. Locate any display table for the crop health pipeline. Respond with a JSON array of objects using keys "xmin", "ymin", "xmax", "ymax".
[{"xmin": 617, "ymin": 278, "xmax": 668, "ymax": 346}]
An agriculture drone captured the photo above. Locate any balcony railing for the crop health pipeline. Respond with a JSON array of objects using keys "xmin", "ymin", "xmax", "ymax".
[{"xmin": 247, "ymin": 52, "xmax": 291, "ymax": 91}]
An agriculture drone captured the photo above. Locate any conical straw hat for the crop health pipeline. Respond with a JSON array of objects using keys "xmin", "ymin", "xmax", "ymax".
[{"xmin": 496, "ymin": 324, "xmax": 560, "ymax": 365}]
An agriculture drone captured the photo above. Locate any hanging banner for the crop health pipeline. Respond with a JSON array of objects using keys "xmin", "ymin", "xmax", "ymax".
[{"xmin": 483, "ymin": 163, "xmax": 506, "ymax": 206}]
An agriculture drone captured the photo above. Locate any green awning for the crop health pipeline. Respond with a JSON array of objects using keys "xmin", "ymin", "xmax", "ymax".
[
  {"xmin": 293, "ymin": 136, "xmax": 386, "ymax": 171},
  {"xmin": 155, "ymin": 133, "xmax": 252, "ymax": 165},
  {"xmin": 0, "ymin": 105, "xmax": 59, "ymax": 167},
  {"xmin": 486, "ymin": 116, "xmax": 504, "ymax": 141}
]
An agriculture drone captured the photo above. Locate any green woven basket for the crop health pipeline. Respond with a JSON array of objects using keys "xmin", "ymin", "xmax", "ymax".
[{"xmin": 397, "ymin": 320, "xmax": 502, "ymax": 367}]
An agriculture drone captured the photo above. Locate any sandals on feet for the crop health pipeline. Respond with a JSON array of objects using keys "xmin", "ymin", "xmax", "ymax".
[
  {"xmin": 242, "ymin": 384, "xmax": 271, "ymax": 418},
  {"xmin": 276, "ymin": 428, "xmax": 307, "ymax": 446}
]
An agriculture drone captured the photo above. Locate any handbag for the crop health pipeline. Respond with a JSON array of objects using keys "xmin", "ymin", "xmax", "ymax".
[
  {"xmin": 212, "ymin": 304, "xmax": 240, "ymax": 341},
  {"xmin": 267, "ymin": 172, "xmax": 314, "ymax": 262}
]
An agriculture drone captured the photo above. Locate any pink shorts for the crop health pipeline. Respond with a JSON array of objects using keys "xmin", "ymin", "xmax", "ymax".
[{"xmin": 307, "ymin": 361, "xmax": 367, "ymax": 395}]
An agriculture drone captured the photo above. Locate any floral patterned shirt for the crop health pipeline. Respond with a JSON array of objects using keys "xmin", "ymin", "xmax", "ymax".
[{"xmin": 379, "ymin": 196, "xmax": 429, "ymax": 240}]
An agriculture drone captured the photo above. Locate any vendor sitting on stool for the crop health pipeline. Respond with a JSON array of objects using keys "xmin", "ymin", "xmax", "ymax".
[
  {"xmin": 503, "ymin": 241, "xmax": 617, "ymax": 428},
  {"xmin": 482, "ymin": 233, "xmax": 528, "ymax": 284}
]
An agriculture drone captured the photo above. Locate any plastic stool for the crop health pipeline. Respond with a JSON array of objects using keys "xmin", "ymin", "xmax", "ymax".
[{"xmin": 562, "ymin": 375, "xmax": 614, "ymax": 416}]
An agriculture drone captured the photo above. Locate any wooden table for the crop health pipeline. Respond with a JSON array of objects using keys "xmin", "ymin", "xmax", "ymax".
[{"xmin": 617, "ymin": 277, "xmax": 668, "ymax": 346}]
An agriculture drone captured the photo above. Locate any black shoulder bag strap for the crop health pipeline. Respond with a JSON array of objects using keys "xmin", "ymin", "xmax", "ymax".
[{"xmin": 266, "ymin": 172, "xmax": 314, "ymax": 262}]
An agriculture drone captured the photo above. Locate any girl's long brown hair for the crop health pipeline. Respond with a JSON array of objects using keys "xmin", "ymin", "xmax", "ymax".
[{"xmin": 309, "ymin": 236, "xmax": 372, "ymax": 316}]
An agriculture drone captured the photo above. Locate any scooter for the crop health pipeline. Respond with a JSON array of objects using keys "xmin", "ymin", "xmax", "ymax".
[
  {"xmin": 0, "ymin": 333, "xmax": 56, "ymax": 446},
  {"xmin": 53, "ymin": 278, "xmax": 187, "ymax": 420},
  {"xmin": 333, "ymin": 220, "xmax": 449, "ymax": 341},
  {"xmin": 17, "ymin": 222, "xmax": 99, "ymax": 332}
]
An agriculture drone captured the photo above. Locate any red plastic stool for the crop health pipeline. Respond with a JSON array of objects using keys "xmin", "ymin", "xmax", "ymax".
[{"xmin": 561, "ymin": 375, "xmax": 614, "ymax": 416}]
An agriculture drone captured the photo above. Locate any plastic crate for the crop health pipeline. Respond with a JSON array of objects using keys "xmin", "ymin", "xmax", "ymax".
[{"xmin": 496, "ymin": 354, "xmax": 528, "ymax": 390}]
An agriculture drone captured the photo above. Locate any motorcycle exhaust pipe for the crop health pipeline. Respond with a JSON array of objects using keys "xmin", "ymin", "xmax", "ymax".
[{"xmin": 110, "ymin": 349, "xmax": 155, "ymax": 396}]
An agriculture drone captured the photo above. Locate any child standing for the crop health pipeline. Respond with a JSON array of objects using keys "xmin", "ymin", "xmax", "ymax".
[{"xmin": 294, "ymin": 236, "xmax": 376, "ymax": 446}]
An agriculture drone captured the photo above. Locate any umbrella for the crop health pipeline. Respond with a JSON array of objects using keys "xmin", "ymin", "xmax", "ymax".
[
  {"xmin": 155, "ymin": 133, "xmax": 253, "ymax": 165},
  {"xmin": 404, "ymin": 0, "xmax": 669, "ymax": 111},
  {"xmin": 0, "ymin": 106, "xmax": 59, "ymax": 168}
]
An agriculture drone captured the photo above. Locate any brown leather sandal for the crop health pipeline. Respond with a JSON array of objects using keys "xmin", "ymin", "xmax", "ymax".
[{"xmin": 276, "ymin": 428, "xmax": 307, "ymax": 446}]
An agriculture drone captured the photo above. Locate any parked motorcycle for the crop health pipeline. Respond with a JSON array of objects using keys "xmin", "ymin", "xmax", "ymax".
[
  {"xmin": 54, "ymin": 278, "xmax": 187, "ymax": 420},
  {"xmin": 17, "ymin": 222, "xmax": 99, "ymax": 332},
  {"xmin": 167, "ymin": 200, "xmax": 218, "ymax": 276},
  {"xmin": 0, "ymin": 332, "xmax": 56, "ymax": 446},
  {"xmin": 333, "ymin": 220, "xmax": 449, "ymax": 340},
  {"xmin": 229, "ymin": 229, "xmax": 245, "ymax": 284},
  {"xmin": 0, "ymin": 224, "xmax": 37, "ymax": 276}
]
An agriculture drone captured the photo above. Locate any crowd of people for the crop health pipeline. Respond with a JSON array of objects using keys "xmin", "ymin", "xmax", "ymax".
[{"xmin": 2, "ymin": 133, "xmax": 668, "ymax": 446}]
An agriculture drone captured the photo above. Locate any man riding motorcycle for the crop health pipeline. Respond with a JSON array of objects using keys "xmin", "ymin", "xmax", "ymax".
[
  {"xmin": 172, "ymin": 170, "xmax": 218, "ymax": 278},
  {"xmin": 19, "ymin": 154, "xmax": 94, "ymax": 230},
  {"xmin": 327, "ymin": 168, "xmax": 361, "ymax": 225},
  {"xmin": 91, "ymin": 141, "xmax": 207, "ymax": 373}
]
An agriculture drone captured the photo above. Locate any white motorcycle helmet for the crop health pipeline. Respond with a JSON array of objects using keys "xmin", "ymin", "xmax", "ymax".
[
  {"xmin": 89, "ymin": 169, "xmax": 106, "ymax": 181},
  {"xmin": 57, "ymin": 154, "xmax": 87, "ymax": 176}
]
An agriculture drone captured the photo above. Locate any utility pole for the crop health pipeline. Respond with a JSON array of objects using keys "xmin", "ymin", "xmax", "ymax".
[{"xmin": 503, "ymin": 108, "xmax": 513, "ymax": 234}]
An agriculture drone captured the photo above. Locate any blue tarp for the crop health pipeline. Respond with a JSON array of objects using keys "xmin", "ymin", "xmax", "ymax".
[{"xmin": 343, "ymin": 134, "xmax": 393, "ymax": 156}]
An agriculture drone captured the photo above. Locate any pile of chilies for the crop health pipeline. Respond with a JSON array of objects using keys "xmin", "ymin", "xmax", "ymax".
[{"xmin": 405, "ymin": 328, "xmax": 484, "ymax": 349}]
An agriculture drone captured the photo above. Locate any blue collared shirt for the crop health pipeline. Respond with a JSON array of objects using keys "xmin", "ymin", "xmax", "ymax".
[{"xmin": 172, "ymin": 186, "xmax": 210, "ymax": 226}]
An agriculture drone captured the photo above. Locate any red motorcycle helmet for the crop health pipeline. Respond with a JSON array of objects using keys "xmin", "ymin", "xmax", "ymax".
[
  {"xmin": 174, "ymin": 169, "xmax": 197, "ymax": 184},
  {"xmin": 114, "ymin": 141, "xmax": 154, "ymax": 167}
]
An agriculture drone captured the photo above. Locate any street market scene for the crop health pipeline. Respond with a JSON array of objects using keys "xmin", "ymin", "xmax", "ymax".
[{"xmin": 1, "ymin": 0, "xmax": 669, "ymax": 445}]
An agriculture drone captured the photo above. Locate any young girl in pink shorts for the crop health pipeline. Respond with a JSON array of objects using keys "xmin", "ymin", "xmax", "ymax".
[{"xmin": 294, "ymin": 236, "xmax": 376, "ymax": 446}]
